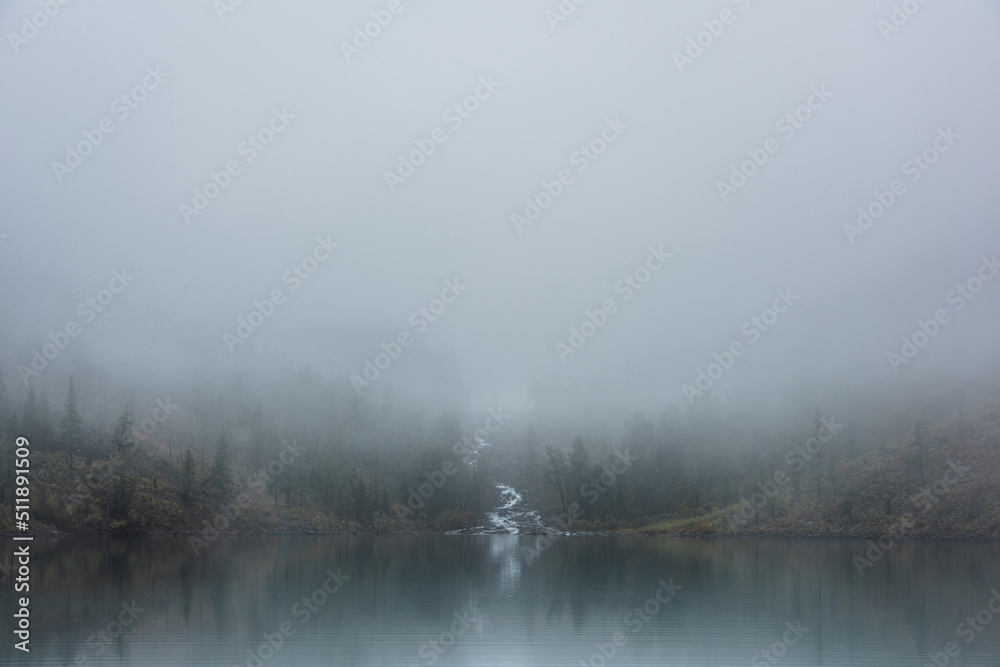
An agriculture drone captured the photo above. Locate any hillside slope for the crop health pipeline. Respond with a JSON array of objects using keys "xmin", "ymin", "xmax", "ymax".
[
  {"xmin": 632, "ymin": 404, "xmax": 1000, "ymax": 538},
  {"xmin": 3, "ymin": 403, "xmax": 999, "ymax": 539}
]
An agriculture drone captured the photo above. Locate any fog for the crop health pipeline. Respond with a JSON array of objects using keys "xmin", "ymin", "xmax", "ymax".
[{"xmin": 2, "ymin": 0, "xmax": 999, "ymax": 440}]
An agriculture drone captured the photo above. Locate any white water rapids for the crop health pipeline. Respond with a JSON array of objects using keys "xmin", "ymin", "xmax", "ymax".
[
  {"xmin": 447, "ymin": 435, "xmax": 545, "ymax": 534},
  {"xmin": 447, "ymin": 483, "xmax": 545, "ymax": 535}
]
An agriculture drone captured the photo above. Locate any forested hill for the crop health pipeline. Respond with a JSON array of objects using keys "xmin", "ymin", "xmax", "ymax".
[{"xmin": 1, "ymin": 373, "xmax": 998, "ymax": 539}]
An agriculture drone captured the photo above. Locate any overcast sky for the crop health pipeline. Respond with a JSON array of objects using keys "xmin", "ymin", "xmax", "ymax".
[{"xmin": 2, "ymin": 0, "xmax": 998, "ymax": 415}]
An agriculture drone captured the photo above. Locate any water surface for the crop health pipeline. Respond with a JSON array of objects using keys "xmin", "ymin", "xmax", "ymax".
[{"xmin": 4, "ymin": 535, "xmax": 1000, "ymax": 666}]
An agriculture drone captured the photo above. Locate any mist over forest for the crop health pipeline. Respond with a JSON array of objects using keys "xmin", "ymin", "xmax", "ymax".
[{"xmin": 1, "ymin": 0, "xmax": 999, "ymax": 536}]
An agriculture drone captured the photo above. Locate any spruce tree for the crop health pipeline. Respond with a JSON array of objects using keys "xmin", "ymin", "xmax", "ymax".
[
  {"xmin": 112, "ymin": 409, "xmax": 134, "ymax": 458},
  {"xmin": 210, "ymin": 434, "xmax": 229, "ymax": 492},
  {"xmin": 182, "ymin": 449, "xmax": 196, "ymax": 500},
  {"xmin": 60, "ymin": 376, "xmax": 84, "ymax": 467}
]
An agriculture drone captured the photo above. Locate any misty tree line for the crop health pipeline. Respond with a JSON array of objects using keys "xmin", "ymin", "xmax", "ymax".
[
  {"xmin": 0, "ymin": 364, "xmax": 502, "ymax": 530},
  {"xmin": 523, "ymin": 411, "xmax": 943, "ymax": 529},
  {"xmin": 0, "ymin": 360, "xmax": 961, "ymax": 531}
]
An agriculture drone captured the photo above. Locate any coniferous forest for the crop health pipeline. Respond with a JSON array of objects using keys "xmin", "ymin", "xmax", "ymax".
[{"xmin": 3, "ymin": 359, "xmax": 998, "ymax": 540}]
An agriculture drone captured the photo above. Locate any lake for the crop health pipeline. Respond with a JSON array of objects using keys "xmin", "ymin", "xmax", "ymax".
[{"xmin": 4, "ymin": 535, "xmax": 1000, "ymax": 666}]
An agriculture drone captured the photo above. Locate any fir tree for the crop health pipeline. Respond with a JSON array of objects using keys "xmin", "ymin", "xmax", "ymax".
[
  {"xmin": 60, "ymin": 376, "xmax": 84, "ymax": 467},
  {"xmin": 112, "ymin": 408, "xmax": 135, "ymax": 458},
  {"xmin": 210, "ymin": 434, "xmax": 229, "ymax": 492},
  {"xmin": 182, "ymin": 449, "xmax": 196, "ymax": 500}
]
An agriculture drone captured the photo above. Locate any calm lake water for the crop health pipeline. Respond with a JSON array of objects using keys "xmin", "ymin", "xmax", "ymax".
[{"xmin": 4, "ymin": 535, "xmax": 1000, "ymax": 666}]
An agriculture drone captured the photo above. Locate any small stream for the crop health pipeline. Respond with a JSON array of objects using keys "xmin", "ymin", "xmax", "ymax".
[
  {"xmin": 447, "ymin": 434, "xmax": 546, "ymax": 534},
  {"xmin": 448, "ymin": 483, "xmax": 546, "ymax": 535}
]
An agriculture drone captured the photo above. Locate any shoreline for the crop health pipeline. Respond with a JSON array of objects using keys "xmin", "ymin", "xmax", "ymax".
[{"xmin": 4, "ymin": 529, "xmax": 999, "ymax": 542}]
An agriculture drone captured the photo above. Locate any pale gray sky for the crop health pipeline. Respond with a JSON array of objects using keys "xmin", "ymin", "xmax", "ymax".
[{"xmin": 2, "ymin": 0, "xmax": 998, "ymax": 417}]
